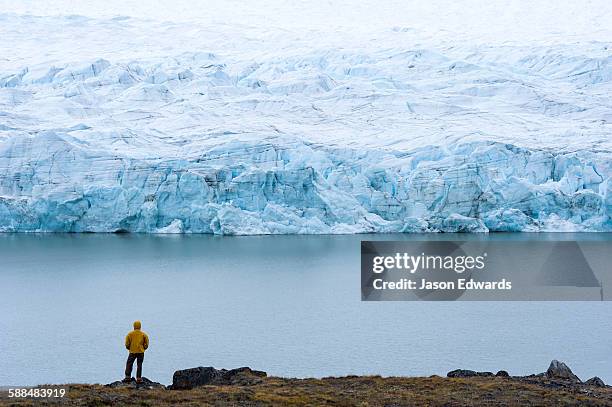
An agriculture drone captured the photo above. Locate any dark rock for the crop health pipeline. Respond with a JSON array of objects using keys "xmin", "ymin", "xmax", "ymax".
[
  {"xmin": 585, "ymin": 376, "xmax": 605, "ymax": 387},
  {"xmin": 106, "ymin": 377, "xmax": 165, "ymax": 389},
  {"xmin": 171, "ymin": 367, "xmax": 220, "ymax": 390},
  {"xmin": 447, "ymin": 369, "xmax": 493, "ymax": 378},
  {"xmin": 448, "ymin": 369, "xmax": 477, "ymax": 378},
  {"xmin": 495, "ymin": 370, "xmax": 510, "ymax": 377},
  {"xmin": 222, "ymin": 367, "xmax": 267, "ymax": 386},
  {"xmin": 171, "ymin": 366, "xmax": 267, "ymax": 390},
  {"xmin": 546, "ymin": 360, "xmax": 581, "ymax": 383}
]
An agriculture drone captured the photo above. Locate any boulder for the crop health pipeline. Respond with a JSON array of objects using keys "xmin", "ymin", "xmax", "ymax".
[
  {"xmin": 171, "ymin": 367, "xmax": 220, "ymax": 390},
  {"xmin": 585, "ymin": 376, "xmax": 606, "ymax": 387},
  {"xmin": 447, "ymin": 369, "xmax": 494, "ymax": 378},
  {"xmin": 447, "ymin": 369, "xmax": 477, "ymax": 378},
  {"xmin": 495, "ymin": 370, "xmax": 510, "ymax": 377},
  {"xmin": 106, "ymin": 377, "xmax": 165, "ymax": 389},
  {"xmin": 171, "ymin": 366, "xmax": 267, "ymax": 390},
  {"xmin": 221, "ymin": 367, "xmax": 267, "ymax": 385},
  {"xmin": 546, "ymin": 360, "xmax": 581, "ymax": 383}
]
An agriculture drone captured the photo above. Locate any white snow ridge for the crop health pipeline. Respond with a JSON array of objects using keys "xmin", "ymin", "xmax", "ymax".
[{"xmin": 0, "ymin": 2, "xmax": 611, "ymax": 234}]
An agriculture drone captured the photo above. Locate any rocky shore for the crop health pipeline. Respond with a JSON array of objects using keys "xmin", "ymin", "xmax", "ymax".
[{"xmin": 1, "ymin": 361, "xmax": 610, "ymax": 406}]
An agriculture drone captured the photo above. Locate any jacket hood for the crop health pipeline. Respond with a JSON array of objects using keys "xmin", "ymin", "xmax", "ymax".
[{"xmin": 133, "ymin": 320, "xmax": 141, "ymax": 330}]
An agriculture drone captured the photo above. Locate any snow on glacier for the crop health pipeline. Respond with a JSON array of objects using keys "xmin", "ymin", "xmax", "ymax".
[{"xmin": 0, "ymin": 1, "xmax": 611, "ymax": 234}]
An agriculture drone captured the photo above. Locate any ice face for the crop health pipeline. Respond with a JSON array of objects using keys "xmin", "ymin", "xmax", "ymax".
[
  {"xmin": 0, "ymin": 8, "xmax": 611, "ymax": 234},
  {"xmin": 0, "ymin": 132, "xmax": 609, "ymax": 234}
]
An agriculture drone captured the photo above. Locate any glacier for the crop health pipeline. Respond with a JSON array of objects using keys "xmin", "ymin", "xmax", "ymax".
[{"xmin": 0, "ymin": 2, "xmax": 611, "ymax": 234}]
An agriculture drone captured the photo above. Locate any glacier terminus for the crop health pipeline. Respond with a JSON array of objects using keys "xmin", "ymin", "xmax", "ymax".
[{"xmin": 0, "ymin": 1, "xmax": 611, "ymax": 234}]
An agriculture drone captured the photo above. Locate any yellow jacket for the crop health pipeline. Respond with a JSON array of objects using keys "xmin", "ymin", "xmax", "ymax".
[{"xmin": 125, "ymin": 321, "xmax": 149, "ymax": 354}]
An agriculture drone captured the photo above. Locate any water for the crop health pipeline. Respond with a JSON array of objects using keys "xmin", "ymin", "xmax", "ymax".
[{"xmin": 1, "ymin": 233, "xmax": 611, "ymax": 386}]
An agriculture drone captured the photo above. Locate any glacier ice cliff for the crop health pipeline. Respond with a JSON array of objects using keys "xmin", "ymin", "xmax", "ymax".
[
  {"xmin": 0, "ymin": 134, "xmax": 610, "ymax": 233},
  {"xmin": 0, "ymin": 12, "xmax": 611, "ymax": 234}
]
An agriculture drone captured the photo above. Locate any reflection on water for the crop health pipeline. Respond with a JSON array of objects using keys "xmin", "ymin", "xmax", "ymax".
[{"xmin": 1, "ymin": 233, "xmax": 611, "ymax": 385}]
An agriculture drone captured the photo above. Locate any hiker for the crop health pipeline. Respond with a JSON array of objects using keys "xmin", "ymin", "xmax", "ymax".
[{"xmin": 124, "ymin": 320, "xmax": 149, "ymax": 383}]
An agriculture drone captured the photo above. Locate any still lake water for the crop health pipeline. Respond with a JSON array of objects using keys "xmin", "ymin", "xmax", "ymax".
[{"xmin": 1, "ymin": 233, "xmax": 611, "ymax": 386}]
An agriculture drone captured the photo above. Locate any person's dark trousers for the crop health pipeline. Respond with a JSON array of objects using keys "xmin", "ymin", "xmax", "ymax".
[{"xmin": 125, "ymin": 353, "xmax": 145, "ymax": 379}]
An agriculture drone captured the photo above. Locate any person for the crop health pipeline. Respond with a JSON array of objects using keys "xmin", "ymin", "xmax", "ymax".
[{"xmin": 123, "ymin": 320, "xmax": 149, "ymax": 383}]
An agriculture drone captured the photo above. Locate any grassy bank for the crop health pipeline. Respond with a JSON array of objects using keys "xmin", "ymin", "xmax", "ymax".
[{"xmin": 2, "ymin": 375, "xmax": 611, "ymax": 406}]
